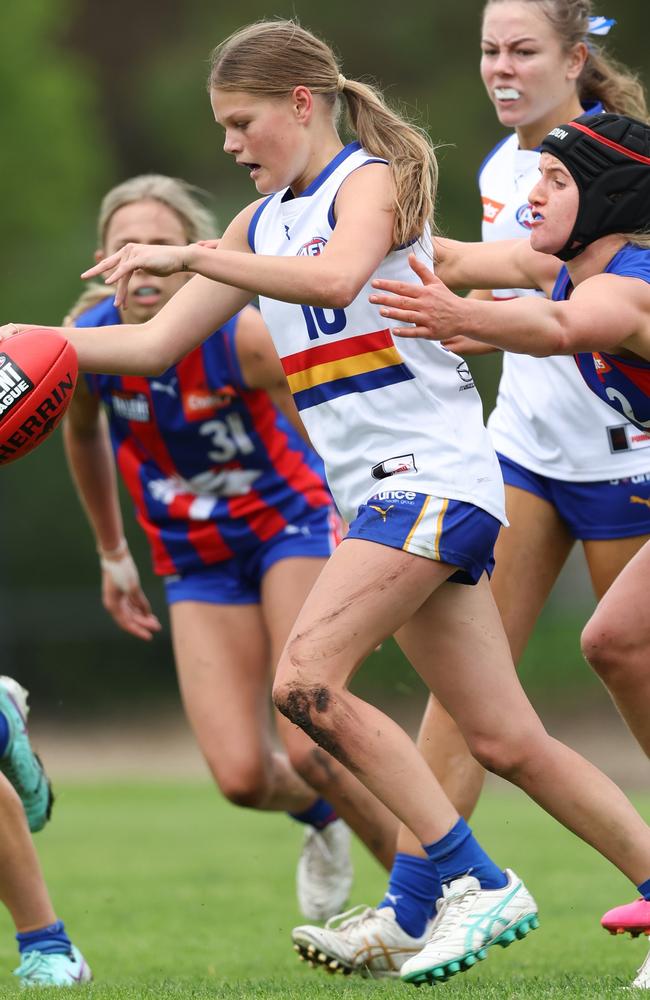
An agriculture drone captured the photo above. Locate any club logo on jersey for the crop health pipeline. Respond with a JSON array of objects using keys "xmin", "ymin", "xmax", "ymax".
[
  {"xmin": 181, "ymin": 386, "xmax": 237, "ymax": 421},
  {"xmin": 0, "ymin": 354, "xmax": 33, "ymax": 420},
  {"xmin": 515, "ymin": 203, "xmax": 535, "ymax": 230},
  {"xmin": 371, "ymin": 453, "xmax": 417, "ymax": 480},
  {"xmin": 297, "ymin": 237, "xmax": 327, "ymax": 257},
  {"xmin": 593, "ymin": 353, "xmax": 612, "ymax": 382},
  {"xmin": 482, "ymin": 197, "xmax": 505, "ymax": 224},
  {"xmin": 456, "ymin": 361, "xmax": 475, "ymax": 390},
  {"xmin": 111, "ymin": 392, "xmax": 151, "ymax": 423}
]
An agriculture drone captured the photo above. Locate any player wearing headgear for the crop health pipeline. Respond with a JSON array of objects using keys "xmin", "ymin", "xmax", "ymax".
[
  {"xmin": 289, "ymin": 4, "xmax": 650, "ymax": 980},
  {"xmin": 6, "ymin": 22, "xmax": 650, "ymax": 988},
  {"xmin": 371, "ymin": 108, "xmax": 650, "ymax": 987},
  {"xmin": 62, "ymin": 174, "xmax": 402, "ymax": 925}
]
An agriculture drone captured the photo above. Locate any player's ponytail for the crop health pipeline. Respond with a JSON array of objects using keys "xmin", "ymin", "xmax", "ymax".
[
  {"xmin": 338, "ymin": 78, "xmax": 438, "ymax": 247},
  {"xmin": 209, "ymin": 19, "xmax": 437, "ymax": 247}
]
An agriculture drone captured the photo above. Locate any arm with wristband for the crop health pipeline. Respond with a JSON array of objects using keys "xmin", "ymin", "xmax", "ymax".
[{"xmin": 62, "ymin": 375, "xmax": 161, "ymax": 641}]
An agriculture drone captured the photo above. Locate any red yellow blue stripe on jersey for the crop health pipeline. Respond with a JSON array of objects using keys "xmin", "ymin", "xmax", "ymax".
[{"xmin": 281, "ymin": 330, "xmax": 414, "ymax": 411}]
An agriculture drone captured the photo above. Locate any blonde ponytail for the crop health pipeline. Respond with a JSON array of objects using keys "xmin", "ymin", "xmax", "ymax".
[{"xmin": 209, "ymin": 19, "xmax": 437, "ymax": 246}]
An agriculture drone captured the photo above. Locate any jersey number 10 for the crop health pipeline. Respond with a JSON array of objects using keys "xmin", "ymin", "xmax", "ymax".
[{"xmin": 301, "ymin": 305, "xmax": 347, "ymax": 341}]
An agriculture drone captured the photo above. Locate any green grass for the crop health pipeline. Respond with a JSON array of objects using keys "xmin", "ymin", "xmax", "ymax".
[{"xmin": 3, "ymin": 781, "xmax": 649, "ymax": 997}]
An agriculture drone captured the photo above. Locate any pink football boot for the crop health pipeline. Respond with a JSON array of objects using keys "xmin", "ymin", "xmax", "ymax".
[{"xmin": 601, "ymin": 899, "xmax": 650, "ymax": 937}]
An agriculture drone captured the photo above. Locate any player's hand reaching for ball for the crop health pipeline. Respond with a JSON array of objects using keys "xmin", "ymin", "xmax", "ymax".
[
  {"xmin": 370, "ymin": 254, "xmax": 470, "ymax": 341},
  {"xmin": 99, "ymin": 540, "xmax": 162, "ymax": 641},
  {"xmin": 81, "ymin": 243, "xmax": 196, "ymax": 309}
]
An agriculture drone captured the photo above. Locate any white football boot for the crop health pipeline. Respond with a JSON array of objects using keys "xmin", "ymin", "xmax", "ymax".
[
  {"xmin": 630, "ymin": 946, "xmax": 650, "ymax": 989},
  {"xmin": 293, "ymin": 904, "xmax": 433, "ymax": 977},
  {"xmin": 13, "ymin": 946, "xmax": 92, "ymax": 987},
  {"xmin": 296, "ymin": 819, "xmax": 353, "ymax": 920},
  {"xmin": 400, "ymin": 869, "xmax": 539, "ymax": 986}
]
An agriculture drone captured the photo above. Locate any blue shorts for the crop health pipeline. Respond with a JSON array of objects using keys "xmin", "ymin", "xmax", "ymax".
[
  {"xmin": 499, "ymin": 454, "xmax": 650, "ymax": 541},
  {"xmin": 345, "ymin": 490, "xmax": 500, "ymax": 585},
  {"xmin": 164, "ymin": 506, "xmax": 339, "ymax": 605}
]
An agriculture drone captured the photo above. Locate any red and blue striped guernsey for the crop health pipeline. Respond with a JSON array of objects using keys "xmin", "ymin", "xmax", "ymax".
[{"xmin": 76, "ymin": 297, "xmax": 332, "ymax": 576}]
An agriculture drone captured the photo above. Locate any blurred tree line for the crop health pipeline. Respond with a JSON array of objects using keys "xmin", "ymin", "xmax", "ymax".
[{"xmin": 2, "ymin": 0, "xmax": 648, "ymax": 715}]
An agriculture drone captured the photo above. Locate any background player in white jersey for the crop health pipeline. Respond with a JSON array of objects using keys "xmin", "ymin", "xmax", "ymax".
[
  {"xmin": 5, "ymin": 20, "xmax": 650, "ymax": 987},
  {"xmin": 427, "ymin": 0, "xmax": 650, "ymax": 821},
  {"xmin": 62, "ymin": 174, "xmax": 402, "ymax": 922},
  {"xmin": 370, "ymin": 107, "xmax": 650, "ymax": 988},
  {"xmin": 289, "ymin": 2, "xmax": 650, "ymax": 980}
]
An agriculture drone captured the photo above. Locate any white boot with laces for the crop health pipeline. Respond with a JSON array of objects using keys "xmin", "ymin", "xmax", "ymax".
[
  {"xmin": 400, "ymin": 869, "xmax": 539, "ymax": 986},
  {"xmin": 292, "ymin": 904, "xmax": 433, "ymax": 977}
]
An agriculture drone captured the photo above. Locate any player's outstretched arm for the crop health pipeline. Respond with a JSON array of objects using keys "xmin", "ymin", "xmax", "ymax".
[
  {"xmin": 63, "ymin": 380, "xmax": 161, "ymax": 641},
  {"xmin": 372, "ymin": 257, "xmax": 650, "ymax": 358}
]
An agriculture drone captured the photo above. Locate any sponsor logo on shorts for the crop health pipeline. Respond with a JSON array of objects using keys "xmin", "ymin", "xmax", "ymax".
[
  {"xmin": 369, "ymin": 503, "xmax": 394, "ymax": 522},
  {"xmin": 182, "ymin": 386, "xmax": 236, "ymax": 420},
  {"xmin": 0, "ymin": 355, "xmax": 33, "ymax": 420},
  {"xmin": 630, "ymin": 495, "xmax": 650, "ymax": 509},
  {"xmin": 481, "ymin": 196, "xmax": 505, "ymax": 223},
  {"xmin": 111, "ymin": 392, "xmax": 151, "ymax": 423},
  {"xmin": 609, "ymin": 471, "xmax": 650, "ymax": 486},
  {"xmin": 370, "ymin": 490, "xmax": 418, "ymax": 503},
  {"xmin": 515, "ymin": 203, "xmax": 535, "ymax": 230},
  {"xmin": 371, "ymin": 453, "xmax": 417, "ymax": 480}
]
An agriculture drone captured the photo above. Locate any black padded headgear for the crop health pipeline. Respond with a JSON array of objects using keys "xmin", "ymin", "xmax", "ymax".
[{"xmin": 539, "ymin": 112, "xmax": 650, "ymax": 261}]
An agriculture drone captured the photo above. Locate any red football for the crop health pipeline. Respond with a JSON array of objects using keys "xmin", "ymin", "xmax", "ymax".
[{"xmin": 0, "ymin": 328, "xmax": 78, "ymax": 466}]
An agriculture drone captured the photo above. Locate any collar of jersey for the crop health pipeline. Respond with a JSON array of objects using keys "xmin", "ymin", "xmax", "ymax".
[{"xmin": 281, "ymin": 141, "xmax": 362, "ymax": 202}]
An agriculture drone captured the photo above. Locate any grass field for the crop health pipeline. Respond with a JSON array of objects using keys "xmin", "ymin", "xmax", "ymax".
[{"xmin": 3, "ymin": 780, "xmax": 648, "ymax": 997}]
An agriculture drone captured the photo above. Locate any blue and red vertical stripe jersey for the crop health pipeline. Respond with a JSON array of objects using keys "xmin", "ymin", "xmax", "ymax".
[
  {"xmin": 552, "ymin": 244, "xmax": 650, "ymax": 432},
  {"xmin": 75, "ymin": 297, "xmax": 332, "ymax": 575}
]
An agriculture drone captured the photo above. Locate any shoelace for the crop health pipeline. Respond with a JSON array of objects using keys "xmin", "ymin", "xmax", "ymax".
[
  {"xmin": 324, "ymin": 904, "xmax": 378, "ymax": 933},
  {"xmin": 16, "ymin": 950, "xmax": 55, "ymax": 981},
  {"xmin": 428, "ymin": 886, "xmax": 478, "ymax": 941}
]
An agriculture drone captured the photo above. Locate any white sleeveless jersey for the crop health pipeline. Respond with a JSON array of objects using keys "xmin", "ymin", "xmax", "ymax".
[
  {"xmin": 250, "ymin": 142, "xmax": 505, "ymax": 525},
  {"xmin": 480, "ymin": 132, "xmax": 650, "ymax": 479}
]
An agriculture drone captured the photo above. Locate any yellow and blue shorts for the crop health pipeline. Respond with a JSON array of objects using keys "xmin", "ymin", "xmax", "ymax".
[{"xmin": 346, "ymin": 490, "xmax": 501, "ymax": 585}]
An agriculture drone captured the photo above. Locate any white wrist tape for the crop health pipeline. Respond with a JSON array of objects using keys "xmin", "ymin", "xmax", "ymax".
[{"xmin": 100, "ymin": 549, "xmax": 140, "ymax": 593}]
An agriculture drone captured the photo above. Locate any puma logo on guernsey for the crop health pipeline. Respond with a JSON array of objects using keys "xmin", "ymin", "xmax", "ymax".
[
  {"xmin": 630, "ymin": 495, "xmax": 650, "ymax": 509},
  {"xmin": 369, "ymin": 504, "xmax": 394, "ymax": 522}
]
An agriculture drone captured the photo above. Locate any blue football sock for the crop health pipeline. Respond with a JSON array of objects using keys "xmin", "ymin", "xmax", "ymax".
[
  {"xmin": 0, "ymin": 712, "xmax": 10, "ymax": 757},
  {"xmin": 289, "ymin": 797, "xmax": 338, "ymax": 830},
  {"xmin": 637, "ymin": 878, "xmax": 650, "ymax": 900},
  {"xmin": 377, "ymin": 852, "xmax": 442, "ymax": 937},
  {"xmin": 423, "ymin": 817, "xmax": 507, "ymax": 890},
  {"xmin": 17, "ymin": 921, "xmax": 71, "ymax": 956}
]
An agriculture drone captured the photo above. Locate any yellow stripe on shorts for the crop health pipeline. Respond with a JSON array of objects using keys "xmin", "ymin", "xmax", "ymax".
[{"xmin": 401, "ymin": 495, "xmax": 450, "ymax": 558}]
